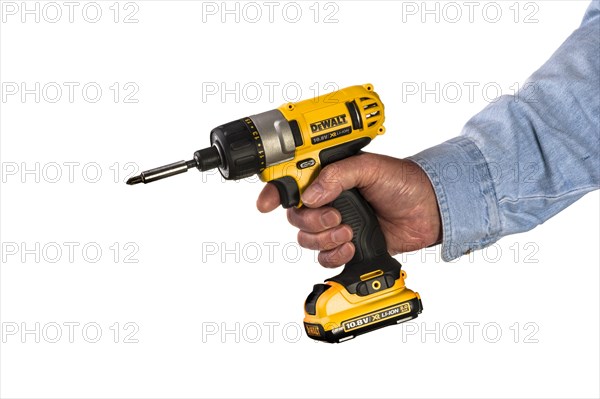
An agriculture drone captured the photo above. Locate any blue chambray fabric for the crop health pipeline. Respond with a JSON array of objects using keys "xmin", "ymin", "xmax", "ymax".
[{"xmin": 409, "ymin": 1, "xmax": 600, "ymax": 261}]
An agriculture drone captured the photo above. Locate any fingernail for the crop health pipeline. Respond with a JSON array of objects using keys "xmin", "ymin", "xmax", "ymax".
[
  {"xmin": 321, "ymin": 210, "xmax": 340, "ymax": 228},
  {"xmin": 302, "ymin": 183, "xmax": 323, "ymax": 205},
  {"xmin": 332, "ymin": 226, "xmax": 352, "ymax": 243}
]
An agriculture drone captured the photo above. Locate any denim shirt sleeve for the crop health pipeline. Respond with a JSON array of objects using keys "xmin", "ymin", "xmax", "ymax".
[{"xmin": 408, "ymin": 1, "xmax": 600, "ymax": 262}]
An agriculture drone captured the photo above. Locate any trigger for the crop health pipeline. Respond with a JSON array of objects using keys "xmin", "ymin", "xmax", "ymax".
[{"xmin": 270, "ymin": 176, "xmax": 300, "ymax": 208}]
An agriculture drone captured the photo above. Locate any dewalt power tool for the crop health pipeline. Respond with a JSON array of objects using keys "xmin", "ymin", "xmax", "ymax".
[{"xmin": 127, "ymin": 84, "xmax": 423, "ymax": 343}]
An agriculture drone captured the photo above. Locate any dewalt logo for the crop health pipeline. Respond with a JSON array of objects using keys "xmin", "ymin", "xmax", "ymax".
[
  {"xmin": 305, "ymin": 324, "xmax": 321, "ymax": 337},
  {"xmin": 310, "ymin": 114, "xmax": 348, "ymax": 133}
]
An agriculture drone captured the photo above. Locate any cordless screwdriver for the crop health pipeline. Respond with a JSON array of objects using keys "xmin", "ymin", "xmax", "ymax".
[{"xmin": 127, "ymin": 84, "xmax": 423, "ymax": 343}]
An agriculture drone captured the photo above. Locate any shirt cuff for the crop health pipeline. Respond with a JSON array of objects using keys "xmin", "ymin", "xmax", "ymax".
[{"xmin": 408, "ymin": 136, "xmax": 502, "ymax": 261}]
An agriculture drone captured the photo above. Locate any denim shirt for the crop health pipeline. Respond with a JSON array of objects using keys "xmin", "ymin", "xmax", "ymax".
[{"xmin": 409, "ymin": 1, "xmax": 600, "ymax": 261}]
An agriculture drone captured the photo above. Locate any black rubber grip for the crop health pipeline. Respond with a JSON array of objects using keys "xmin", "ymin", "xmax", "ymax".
[
  {"xmin": 332, "ymin": 189, "xmax": 388, "ymax": 263},
  {"xmin": 327, "ymin": 189, "xmax": 402, "ymax": 294}
]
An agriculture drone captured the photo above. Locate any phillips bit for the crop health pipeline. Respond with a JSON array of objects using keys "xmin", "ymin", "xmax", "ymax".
[
  {"xmin": 126, "ymin": 159, "xmax": 198, "ymax": 185},
  {"xmin": 126, "ymin": 147, "xmax": 222, "ymax": 185}
]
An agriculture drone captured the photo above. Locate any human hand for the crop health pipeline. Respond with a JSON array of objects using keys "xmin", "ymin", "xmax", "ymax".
[{"xmin": 256, "ymin": 153, "xmax": 442, "ymax": 267}]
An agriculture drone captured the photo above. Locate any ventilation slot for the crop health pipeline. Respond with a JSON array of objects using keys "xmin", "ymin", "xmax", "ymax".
[
  {"xmin": 363, "ymin": 103, "xmax": 378, "ymax": 110},
  {"xmin": 359, "ymin": 98, "xmax": 382, "ymax": 128}
]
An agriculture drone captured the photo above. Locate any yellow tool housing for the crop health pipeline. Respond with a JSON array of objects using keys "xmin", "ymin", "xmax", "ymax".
[{"xmin": 259, "ymin": 84, "xmax": 386, "ymax": 205}]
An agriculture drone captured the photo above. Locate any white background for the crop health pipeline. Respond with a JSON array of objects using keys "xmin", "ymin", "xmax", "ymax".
[{"xmin": 1, "ymin": 1, "xmax": 599, "ymax": 398}]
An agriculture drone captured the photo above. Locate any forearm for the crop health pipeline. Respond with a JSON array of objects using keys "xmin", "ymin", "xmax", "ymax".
[{"xmin": 409, "ymin": 1, "xmax": 600, "ymax": 261}]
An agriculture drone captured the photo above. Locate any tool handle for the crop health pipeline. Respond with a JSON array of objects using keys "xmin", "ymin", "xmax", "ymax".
[
  {"xmin": 331, "ymin": 188, "xmax": 388, "ymax": 263},
  {"xmin": 327, "ymin": 188, "xmax": 402, "ymax": 294}
]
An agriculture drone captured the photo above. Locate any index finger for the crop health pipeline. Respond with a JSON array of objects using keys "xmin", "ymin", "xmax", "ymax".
[{"xmin": 256, "ymin": 183, "xmax": 281, "ymax": 213}]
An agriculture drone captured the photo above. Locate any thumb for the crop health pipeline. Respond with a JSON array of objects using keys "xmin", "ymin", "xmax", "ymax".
[{"xmin": 301, "ymin": 153, "xmax": 377, "ymax": 208}]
